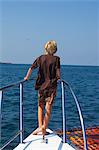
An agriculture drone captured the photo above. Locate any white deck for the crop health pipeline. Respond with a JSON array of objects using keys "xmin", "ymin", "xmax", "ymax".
[{"xmin": 13, "ymin": 129, "xmax": 75, "ymax": 150}]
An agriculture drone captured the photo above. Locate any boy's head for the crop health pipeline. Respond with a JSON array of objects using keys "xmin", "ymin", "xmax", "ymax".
[{"xmin": 44, "ymin": 40, "xmax": 57, "ymax": 55}]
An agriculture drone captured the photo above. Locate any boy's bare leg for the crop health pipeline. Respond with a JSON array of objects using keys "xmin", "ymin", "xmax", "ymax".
[
  {"xmin": 38, "ymin": 102, "xmax": 44, "ymax": 128},
  {"xmin": 32, "ymin": 101, "xmax": 44, "ymax": 135},
  {"xmin": 43, "ymin": 101, "xmax": 52, "ymax": 129},
  {"xmin": 42, "ymin": 95, "xmax": 54, "ymax": 138}
]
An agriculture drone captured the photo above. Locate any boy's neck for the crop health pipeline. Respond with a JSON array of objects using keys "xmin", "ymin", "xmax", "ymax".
[{"xmin": 45, "ymin": 52, "xmax": 53, "ymax": 56}]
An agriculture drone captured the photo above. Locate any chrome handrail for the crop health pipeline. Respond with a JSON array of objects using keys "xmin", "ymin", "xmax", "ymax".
[
  {"xmin": 0, "ymin": 78, "xmax": 34, "ymax": 150},
  {"xmin": 0, "ymin": 90, "xmax": 3, "ymax": 143},
  {"xmin": 0, "ymin": 130, "xmax": 23, "ymax": 150},
  {"xmin": 0, "ymin": 78, "xmax": 36, "ymax": 91},
  {"xmin": 19, "ymin": 83, "xmax": 23, "ymax": 144},
  {"xmin": 0, "ymin": 79, "xmax": 88, "ymax": 150},
  {"xmin": 60, "ymin": 80, "xmax": 88, "ymax": 150},
  {"xmin": 61, "ymin": 81, "xmax": 66, "ymax": 143}
]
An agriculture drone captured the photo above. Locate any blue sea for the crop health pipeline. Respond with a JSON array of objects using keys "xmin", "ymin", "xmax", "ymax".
[{"xmin": 0, "ymin": 64, "xmax": 99, "ymax": 149}]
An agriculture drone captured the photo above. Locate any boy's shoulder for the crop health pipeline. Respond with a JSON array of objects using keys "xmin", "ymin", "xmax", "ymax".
[
  {"xmin": 38, "ymin": 54, "xmax": 60, "ymax": 60},
  {"xmin": 54, "ymin": 55, "xmax": 60, "ymax": 59},
  {"xmin": 37, "ymin": 55, "xmax": 44, "ymax": 59},
  {"xmin": 39, "ymin": 54, "xmax": 45, "ymax": 59}
]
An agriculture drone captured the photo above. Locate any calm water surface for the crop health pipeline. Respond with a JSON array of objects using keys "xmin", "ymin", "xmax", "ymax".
[{"xmin": 0, "ymin": 64, "xmax": 99, "ymax": 149}]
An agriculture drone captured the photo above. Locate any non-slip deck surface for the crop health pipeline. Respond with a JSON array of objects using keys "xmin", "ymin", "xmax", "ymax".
[{"xmin": 14, "ymin": 129, "xmax": 75, "ymax": 150}]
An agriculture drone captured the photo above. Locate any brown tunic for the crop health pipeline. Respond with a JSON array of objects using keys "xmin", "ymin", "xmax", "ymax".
[{"xmin": 30, "ymin": 54, "xmax": 60, "ymax": 102}]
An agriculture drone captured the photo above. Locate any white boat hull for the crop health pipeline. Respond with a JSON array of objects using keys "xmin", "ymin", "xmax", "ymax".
[{"xmin": 13, "ymin": 129, "xmax": 75, "ymax": 150}]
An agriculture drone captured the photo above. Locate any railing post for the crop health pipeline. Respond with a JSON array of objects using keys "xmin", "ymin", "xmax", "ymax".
[
  {"xmin": 20, "ymin": 83, "xmax": 23, "ymax": 143},
  {"xmin": 69, "ymin": 86, "xmax": 88, "ymax": 150},
  {"xmin": 0, "ymin": 90, "xmax": 3, "ymax": 143},
  {"xmin": 61, "ymin": 81, "xmax": 66, "ymax": 143}
]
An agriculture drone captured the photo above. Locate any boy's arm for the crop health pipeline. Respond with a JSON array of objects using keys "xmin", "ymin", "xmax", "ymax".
[
  {"xmin": 24, "ymin": 68, "xmax": 32, "ymax": 80},
  {"xmin": 56, "ymin": 57, "xmax": 60, "ymax": 80},
  {"xmin": 56, "ymin": 68, "xmax": 60, "ymax": 80},
  {"xmin": 24, "ymin": 56, "xmax": 40, "ymax": 80}
]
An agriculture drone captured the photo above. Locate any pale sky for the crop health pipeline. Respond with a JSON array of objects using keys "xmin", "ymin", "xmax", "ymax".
[{"xmin": 0, "ymin": 0, "xmax": 99, "ymax": 66}]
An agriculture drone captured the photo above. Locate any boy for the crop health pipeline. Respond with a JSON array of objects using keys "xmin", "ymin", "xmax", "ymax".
[{"xmin": 24, "ymin": 40, "xmax": 60, "ymax": 139}]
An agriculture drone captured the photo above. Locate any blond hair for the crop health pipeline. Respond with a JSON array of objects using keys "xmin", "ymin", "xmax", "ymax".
[{"xmin": 44, "ymin": 40, "xmax": 57, "ymax": 55}]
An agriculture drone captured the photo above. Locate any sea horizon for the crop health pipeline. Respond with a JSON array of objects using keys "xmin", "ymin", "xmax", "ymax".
[{"xmin": 0, "ymin": 62, "xmax": 99, "ymax": 67}]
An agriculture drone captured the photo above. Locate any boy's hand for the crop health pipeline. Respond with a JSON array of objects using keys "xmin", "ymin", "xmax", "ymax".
[{"xmin": 24, "ymin": 77, "xmax": 28, "ymax": 81}]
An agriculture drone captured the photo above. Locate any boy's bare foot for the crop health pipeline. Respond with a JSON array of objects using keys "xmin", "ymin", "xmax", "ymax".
[{"xmin": 32, "ymin": 127, "xmax": 42, "ymax": 135}]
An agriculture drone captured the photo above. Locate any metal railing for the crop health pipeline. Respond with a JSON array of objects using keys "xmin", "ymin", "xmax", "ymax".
[
  {"xmin": 0, "ymin": 78, "xmax": 35, "ymax": 150},
  {"xmin": 60, "ymin": 80, "xmax": 88, "ymax": 150},
  {"xmin": 0, "ymin": 79, "xmax": 25, "ymax": 150},
  {"xmin": 0, "ymin": 79, "xmax": 88, "ymax": 150}
]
